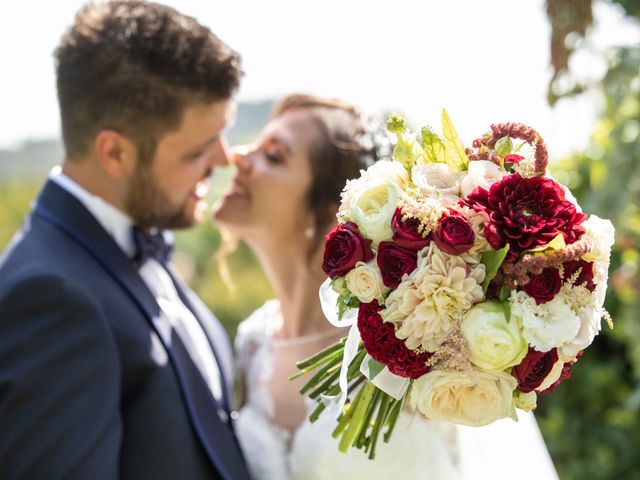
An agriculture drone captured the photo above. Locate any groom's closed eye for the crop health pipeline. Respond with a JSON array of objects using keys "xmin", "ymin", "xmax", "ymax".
[{"xmin": 184, "ymin": 135, "xmax": 221, "ymax": 160}]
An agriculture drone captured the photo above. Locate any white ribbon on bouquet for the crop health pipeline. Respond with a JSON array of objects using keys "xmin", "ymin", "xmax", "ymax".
[{"xmin": 318, "ymin": 278, "xmax": 409, "ymax": 417}]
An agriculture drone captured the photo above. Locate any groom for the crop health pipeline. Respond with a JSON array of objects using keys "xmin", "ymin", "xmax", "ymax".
[{"xmin": 0, "ymin": 2, "xmax": 251, "ymax": 479}]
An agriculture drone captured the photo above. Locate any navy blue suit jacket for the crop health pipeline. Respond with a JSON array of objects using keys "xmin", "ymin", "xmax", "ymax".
[{"xmin": 0, "ymin": 180, "xmax": 251, "ymax": 480}]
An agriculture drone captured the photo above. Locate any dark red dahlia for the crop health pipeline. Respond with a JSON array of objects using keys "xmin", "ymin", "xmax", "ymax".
[
  {"xmin": 357, "ymin": 300, "xmax": 431, "ymax": 379},
  {"xmin": 465, "ymin": 174, "xmax": 587, "ymax": 261}
]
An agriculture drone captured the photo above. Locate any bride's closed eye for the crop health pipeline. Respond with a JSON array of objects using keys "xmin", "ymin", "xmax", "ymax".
[{"xmin": 265, "ymin": 150, "xmax": 283, "ymax": 165}]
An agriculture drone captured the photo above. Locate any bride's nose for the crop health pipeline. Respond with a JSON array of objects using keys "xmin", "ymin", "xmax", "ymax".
[{"xmin": 230, "ymin": 145, "xmax": 252, "ymax": 172}]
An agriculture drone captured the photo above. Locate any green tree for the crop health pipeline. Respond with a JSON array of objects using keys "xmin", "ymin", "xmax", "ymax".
[{"xmin": 537, "ymin": 2, "xmax": 640, "ymax": 478}]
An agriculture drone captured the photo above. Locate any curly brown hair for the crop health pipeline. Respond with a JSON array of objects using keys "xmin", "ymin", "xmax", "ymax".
[{"xmin": 55, "ymin": 0, "xmax": 242, "ymax": 162}]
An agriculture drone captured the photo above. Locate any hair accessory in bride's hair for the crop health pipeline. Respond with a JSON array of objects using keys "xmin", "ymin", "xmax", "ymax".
[{"xmin": 355, "ymin": 114, "xmax": 395, "ymax": 165}]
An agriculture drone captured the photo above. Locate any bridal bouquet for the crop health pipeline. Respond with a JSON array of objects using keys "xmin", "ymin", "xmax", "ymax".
[{"xmin": 290, "ymin": 110, "xmax": 615, "ymax": 459}]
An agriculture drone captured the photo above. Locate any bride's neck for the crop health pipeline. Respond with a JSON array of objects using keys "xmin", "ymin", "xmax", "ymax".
[{"xmin": 250, "ymin": 235, "xmax": 328, "ymax": 339}]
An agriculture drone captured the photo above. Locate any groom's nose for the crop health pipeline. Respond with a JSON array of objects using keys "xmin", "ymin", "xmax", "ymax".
[{"xmin": 210, "ymin": 138, "xmax": 232, "ymax": 167}]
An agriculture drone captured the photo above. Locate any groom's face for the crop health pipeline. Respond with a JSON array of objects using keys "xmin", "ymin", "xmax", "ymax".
[{"xmin": 124, "ymin": 99, "xmax": 234, "ymax": 229}]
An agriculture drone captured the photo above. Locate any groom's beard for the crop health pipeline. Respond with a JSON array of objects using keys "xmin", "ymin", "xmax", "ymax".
[{"xmin": 124, "ymin": 163, "xmax": 203, "ymax": 230}]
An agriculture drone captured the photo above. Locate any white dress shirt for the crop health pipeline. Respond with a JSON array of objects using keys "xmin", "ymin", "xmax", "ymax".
[{"xmin": 50, "ymin": 167, "xmax": 223, "ymax": 402}]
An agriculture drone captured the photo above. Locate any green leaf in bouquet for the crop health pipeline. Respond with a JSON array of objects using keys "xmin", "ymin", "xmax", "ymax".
[
  {"xmin": 481, "ymin": 244, "xmax": 510, "ymax": 293},
  {"xmin": 498, "ymin": 286, "xmax": 511, "ymax": 303},
  {"xmin": 337, "ymin": 293, "xmax": 360, "ymax": 320},
  {"xmin": 441, "ymin": 109, "xmax": 470, "ymax": 171},
  {"xmin": 523, "ymin": 233, "xmax": 566, "ymax": 255},
  {"xmin": 367, "ymin": 357, "xmax": 385, "ymax": 380},
  {"xmin": 420, "ymin": 126, "xmax": 445, "ymax": 163},
  {"xmin": 494, "ymin": 136, "xmax": 514, "ymax": 161}
]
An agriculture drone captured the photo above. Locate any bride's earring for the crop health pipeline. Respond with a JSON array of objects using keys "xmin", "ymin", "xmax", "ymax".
[{"xmin": 304, "ymin": 225, "xmax": 316, "ymax": 239}]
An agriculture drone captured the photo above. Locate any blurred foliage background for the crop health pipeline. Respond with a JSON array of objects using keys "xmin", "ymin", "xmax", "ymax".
[{"xmin": 1, "ymin": 1, "xmax": 639, "ymax": 478}]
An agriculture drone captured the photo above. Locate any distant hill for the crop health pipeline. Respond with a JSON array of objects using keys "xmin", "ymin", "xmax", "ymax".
[{"xmin": 0, "ymin": 99, "xmax": 272, "ymax": 181}]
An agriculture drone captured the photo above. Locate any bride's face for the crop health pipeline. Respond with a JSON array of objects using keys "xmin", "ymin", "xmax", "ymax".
[{"xmin": 213, "ymin": 109, "xmax": 318, "ymax": 242}]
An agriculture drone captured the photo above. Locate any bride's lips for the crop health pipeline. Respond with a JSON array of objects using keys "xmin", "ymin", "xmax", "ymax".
[{"xmin": 224, "ymin": 178, "xmax": 250, "ymax": 201}]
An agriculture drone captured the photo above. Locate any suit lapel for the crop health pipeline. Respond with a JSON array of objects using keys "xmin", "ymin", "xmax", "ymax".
[
  {"xmin": 166, "ymin": 268, "xmax": 235, "ymax": 411},
  {"xmin": 33, "ymin": 181, "xmax": 249, "ymax": 480}
]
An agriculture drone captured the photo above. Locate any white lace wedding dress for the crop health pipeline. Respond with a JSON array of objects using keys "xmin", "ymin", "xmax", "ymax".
[{"xmin": 234, "ymin": 300, "xmax": 558, "ymax": 480}]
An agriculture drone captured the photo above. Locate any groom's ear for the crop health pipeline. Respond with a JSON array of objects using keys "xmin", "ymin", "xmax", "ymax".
[{"xmin": 94, "ymin": 130, "xmax": 138, "ymax": 179}]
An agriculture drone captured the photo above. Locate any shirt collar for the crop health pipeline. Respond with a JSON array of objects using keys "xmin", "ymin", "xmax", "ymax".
[{"xmin": 49, "ymin": 166, "xmax": 137, "ymax": 258}]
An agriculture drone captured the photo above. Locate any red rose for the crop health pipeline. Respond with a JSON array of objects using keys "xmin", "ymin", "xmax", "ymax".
[
  {"xmin": 322, "ymin": 222, "xmax": 374, "ymax": 278},
  {"xmin": 563, "ymin": 260, "xmax": 596, "ymax": 292},
  {"xmin": 538, "ymin": 350, "xmax": 583, "ymax": 394},
  {"xmin": 504, "ymin": 154, "xmax": 524, "ymax": 165},
  {"xmin": 523, "ymin": 267, "xmax": 562, "ymax": 305},
  {"xmin": 465, "ymin": 174, "xmax": 587, "ymax": 261},
  {"xmin": 391, "ymin": 208, "xmax": 431, "ymax": 251},
  {"xmin": 357, "ymin": 301, "xmax": 431, "ymax": 379},
  {"xmin": 376, "ymin": 241, "xmax": 418, "ymax": 288},
  {"xmin": 512, "ymin": 347, "xmax": 559, "ymax": 393},
  {"xmin": 433, "ymin": 211, "xmax": 475, "ymax": 255}
]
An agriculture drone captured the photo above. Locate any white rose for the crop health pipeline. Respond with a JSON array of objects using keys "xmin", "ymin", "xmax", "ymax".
[
  {"xmin": 461, "ymin": 301, "xmax": 528, "ymax": 372},
  {"xmin": 510, "ymin": 291, "xmax": 581, "ymax": 352},
  {"xmin": 411, "ymin": 163, "xmax": 461, "ymax": 206},
  {"xmin": 460, "ymin": 160, "xmax": 506, "ymax": 197},
  {"xmin": 516, "ymin": 391, "xmax": 537, "ymax": 412},
  {"xmin": 345, "ymin": 261, "xmax": 387, "ymax": 304},
  {"xmin": 338, "ymin": 161, "xmax": 409, "ymax": 221},
  {"xmin": 558, "ymin": 306, "xmax": 600, "ymax": 361},
  {"xmin": 349, "ymin": 179, "xmax": 399, "ymax": 244},
  {"xmin": 583, "ymin": 215, "xmax": 615, "ymax": 264},
  {"xmin": 582, "ymin": 215, "xmax": 615, "ymax": 306},
  {"xmin": 366, "ymin": 160, "xmax": 410, "ymax": 188},
  {"xmin": 410, "ymin": 369, "xmax": 517, "ymax": 426}
]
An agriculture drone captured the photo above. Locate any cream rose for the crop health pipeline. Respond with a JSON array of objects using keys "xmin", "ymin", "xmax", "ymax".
[
  {"xmin": 410, "ymin": 369, "xmax": 517, "ymax": 426},
  {"xmin": 338, "ymin": 161, "xmax": 409, "ymax": 222},
  {"xmin": 411, "ymin": 163, "xmax": 461, "ymax": 206},
  {"xmin": 349, "ymin": 179, "xmax": 399, "ymax": 244},
  {"xmin": 345, "ymin": 261, "xmax": 387, "ymax": 304},
  {"xmin": 536, "ymin": 358, "xmax": 565, "ymax": 392},
  {"xmin": 460, "ymin": 160, "xmax": 506, "ymax": 197},
  {"xmin": 516, "ymin": 391, "xmax": 537, "ymax": 412},
  {"xmin": 461, "ymin": 301, "xmax": 528, "ymax": 372}
]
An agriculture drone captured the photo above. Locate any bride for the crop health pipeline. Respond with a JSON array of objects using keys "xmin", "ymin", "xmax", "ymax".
[{"xmin": 213, "ymin": 94, "xmax": 558, "ymax": 479}]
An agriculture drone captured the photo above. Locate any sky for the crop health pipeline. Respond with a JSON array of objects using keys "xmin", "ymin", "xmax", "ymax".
[{"xmin": 1, "ymin": 0, "xmax": 639, "ymax": 157}]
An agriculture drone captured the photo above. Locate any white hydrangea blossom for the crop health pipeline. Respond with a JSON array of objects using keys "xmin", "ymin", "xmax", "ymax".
[{"xmin": 510, "ymin": 290, "xmax": 581, "ymax": 352}]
